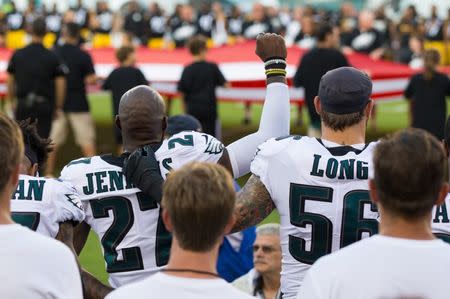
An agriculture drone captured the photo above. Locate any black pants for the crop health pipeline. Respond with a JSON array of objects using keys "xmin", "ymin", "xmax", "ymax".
[
  {"xmin": 196, "ymin": 116, "xmax": 216, "ymax": 137},
  {"xmin": 16, "ymin": 104, "xmax": 53, "ymax": 138}
]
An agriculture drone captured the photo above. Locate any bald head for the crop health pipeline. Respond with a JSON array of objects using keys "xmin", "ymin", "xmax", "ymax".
[{"xmin": 117, "ymin": 85, "xmax": 167, "ymax": 151}]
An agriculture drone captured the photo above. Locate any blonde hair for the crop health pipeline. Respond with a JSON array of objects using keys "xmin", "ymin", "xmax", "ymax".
[
  {"xmin": 162, "ymin": 162, "xmax": 236, "ymax": 252},
  {"xmin": 0, "ymin": 114, "xmax": 23, "ymax": 191}
]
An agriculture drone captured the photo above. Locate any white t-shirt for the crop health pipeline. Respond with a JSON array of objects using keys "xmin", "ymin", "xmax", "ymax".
[
  {"xmin": 106, "ymin": 272, "xmax": 254, "ymax": 299},
  {"xmin": 60, "ymin": 131, "xmax": 224, "ymax": 288},
  {"xmin": 297, "ymin": 235, "xmax": 450, "ymax": 299},
  {"xmin": 0, "ymin": 224, "xmax": 82, "ymax": 299},
  {"xmin": 251, "ymin": 136, "xmax": 378, "ymax": 298}
]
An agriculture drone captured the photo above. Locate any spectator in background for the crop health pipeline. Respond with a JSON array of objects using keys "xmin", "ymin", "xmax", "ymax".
[
  {"xmin": 102, "ymin": 46, "xmax": 147, "ymax": 153},
  {"xmin": 285, "ymin": 7, "xmax": 303, "ymax": 47},
  {"xmin": 72, "ymin": 0, "xmax": 89, "ymax": 34},
  {"xmin": 242, "ymin": 3, "xmax": 273, "ymax": 40},
  {"xmin": 124, "ymin": 1, "xmax": 145, "ymax": 44},
  {"xmin": 401, "ymin": 35, "xmax": 424, "ymax": 69},
  {"xmin": 6, "ymin": 17, "xmax": 66, "ymax": 139},
  {"xmin": 178, "ymin": 35, "xmax": 228, "ymax": 137},
  {"xmin": 91, "ymin": 1, "xmax": 113, "ymax": 48},
  {"xmin": 106, "ymin": 162, "xmax": 254, "ymax": 299},
  {"xmin": 294, "ymin": 24, "xmax": 349, "ymax": 137},
  {"xmin": 145, "ymin": 3, "xmax": 166, "ymax": 42},
  {"xmin": 425, "ymin": 5, "xmax": 443, "ymax": 42},
  {"xmin": 233, "ymin": 224, "xmax": 281, "ymax": 299},
  {"xmin": 197, "ymin": 2, "xmax": 214, "ymax": 38},
  {"xmin": 46, "ymin": 22, "xmax": 97, "ymax": 176},
  {"xmin": 294, "ymin": 15, "xmax": 316, "ymax": 49},
  {"xmin": 227, "ymin": 5, "xmax": 244, "ymax": 38},
  {"xmin": 298, "ymin": 129, "xmax": 450, "ymax": 299},
  {"xmin": 171, "ymin": 4, "xmax": 197, "ymax": 48},
  {"xmin": 405, "ymin": 50, "xmax": 450, "ymax": 140},
  {"xmin": 337, "ymin": 2, "xmax": 358, "ymax": 45},
  {"xmin": 5, "ymin": 2, "xmax": 26, "ymax": 49},
  {"xmin": 343, "ymin": 10, "xmax": 385, "ymax": 60},
  {"xmin": 45, "ymin": 4, "xmax": 62, "ymax": 37}
]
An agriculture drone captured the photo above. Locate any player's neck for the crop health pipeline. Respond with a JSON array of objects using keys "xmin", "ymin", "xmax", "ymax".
[
  {"xmin": 164, "ymin": 238, "xmax": 219, "ymax": 279},
  {"xmin": 379, "ymin": 210, "xmax": 435, "ymax": 240},
  {"xmin": 321, "ymin": 123, "xmax": 366, "ymax": 146},
  {"xmin": 262, "ymin": 271, "xmax": 280, "ymax": 292}
]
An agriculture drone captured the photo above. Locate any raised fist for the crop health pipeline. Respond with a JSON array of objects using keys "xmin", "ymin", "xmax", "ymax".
[{"xmin": 255, "ymin": 33, "xmax": 287, "ymax": 61}]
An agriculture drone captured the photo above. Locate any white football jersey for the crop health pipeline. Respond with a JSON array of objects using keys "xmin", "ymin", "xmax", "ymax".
[
  {"xmin": 60, "ymin": 131, "xmax": 224, "ymax": 288},
  {"xmin": 431, "ymin": 194, "xmax": 450, "ymax": 243},
  {"xmin": 251, "ymin": 136, "xmax": 378, "ymax": 299},
  {"xmin": 10, "ymin": 174, "xmax": 85, "ymax": 238}
]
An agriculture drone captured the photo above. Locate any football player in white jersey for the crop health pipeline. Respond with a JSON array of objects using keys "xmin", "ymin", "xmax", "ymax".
[
  {"xmin": 59, "ymin": 33, "xmax": 291, "ymax": 293},
  {"xmin": 11, "ymin": 119, "xmax": 85, "ymax": 246},
  {"xmin": 298, "ymin": 129, "xmax": 450, "ymax": 299},
  {"xmin": 232, "ymin": 67, "xmax": 377, "ymax": 298},
  {"xmin": 432, "ymin": 116, "xmax": 450, "ymax": 242}
]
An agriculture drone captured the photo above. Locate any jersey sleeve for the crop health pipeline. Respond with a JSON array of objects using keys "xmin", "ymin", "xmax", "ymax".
[
  {"xmin": 168, "ymin": 131, "xmax": 225, "ymax": 164},
  {"xmin": 49, "ymin": 179, "xmax": 85, "ymax": 224},
  {"xmin": 250, "ymin": 136, "xmax": 294, "ymax": 197}
]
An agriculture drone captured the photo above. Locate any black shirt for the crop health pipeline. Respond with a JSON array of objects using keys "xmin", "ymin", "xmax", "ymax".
[
  {"xmin": 54, "ymin": 43, "xmax": 95, "ymax": 112},
  {"xmin": 124, "ymin": 11, "xmax": 145, "ymax": 38},
  {"xmin": 177, "ymin": 61, "xmax": 226, "ymax": 119},
  {"xmin": 102, "ymin": 66, "xmax": 148, "ymax": 114},
  {"xmin": 171, "ymin": 21, "xmax": 197, "ymax": 48},
  {"xmin": 294, "ymin": 48, "xmax": 349, "ymax": 125},
  {"xmin": 404, "ymin": 72, "xmax": 450, "ymax": 140},
  {"xmin": 242, "ymin": 20, "xmax": 273, "ymax": 39},
  {"xmin": 346, "ymin": 28, "xmax": 384, "ymax": 54},
  {"xmin": 7, "ymin": 43, "xmax": 66, "ymax": 102}
]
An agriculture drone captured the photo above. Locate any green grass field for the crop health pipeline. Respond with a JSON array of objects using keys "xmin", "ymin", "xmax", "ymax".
[{"xmin": 75, "ymin": 93, "xmax": 441, "ymax": 284}]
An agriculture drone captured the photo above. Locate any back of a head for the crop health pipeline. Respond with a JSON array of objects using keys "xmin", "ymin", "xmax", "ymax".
[
  {"xmin": 116, "ymin": 46, "xmax": 134, "ymax": 63},
  {"xmin": 318, "ymin": 67, "xmax": 373, "ymax": 132},
  {"xmin": 18, "ymin": 119, "xmax": 52, "ymax": 171},
  {"xmin": 188, "ymin": 35, "xmax": 207, "ymax": 56},
  {"xmin": 373, "ymin": 128, "xmax": 446, "ymax": 219},
  {"xmin": 118, "ymin": 85, "xmax": 166, "ymax": 143},
  {"xmin": 0, "ymin": 114, "xmax": 23, "ymax": 191},
  {"xmin": 32, "ymin": 17, "xmax": 47, "ymax": 38},
  {"xmin": 63, "ymin": 22, "xmax": 80, "ymax": 40},
  {"xmin": 316, "ymin": 23, "xmax": 334, "ymax": 43},
  {"xmin": 162, "ymin": 162, "xmax": 236, "ymax": 252}
]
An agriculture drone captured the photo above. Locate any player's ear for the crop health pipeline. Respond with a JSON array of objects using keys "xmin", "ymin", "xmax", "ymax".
[
  {"xmin": 9, "ymin": 165, "xmax": 20, "ymax": 191},
  {"xmin": 436, "ymin": 182, "xmax": 449, "ymax": 206},
  {"xmin": 115, "ymin": 115, "xmax": 121, "ymax": 131},
  {"xmin": 365, "ymin": 100, "xmax": 374, "ymax": 119},
  {"xmin": 368, "ymin": 179, "xmax": 379, "ymax": 205},
  {"xmin": 314, "ymin": 96, "xmax": 321, "ymax": 115},
  {"xmin": 162, "ymin": 209, "xmax": 173, "ymax": 232},
  {"xmin": 223, "ymin": 214, "xmax": 236, "ymax": 235}
]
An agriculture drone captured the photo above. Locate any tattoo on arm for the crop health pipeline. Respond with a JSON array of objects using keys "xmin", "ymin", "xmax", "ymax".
[
  {"xmin": 232, "ymin": 174, "xmax": 275, "ymax": 233},
  {"xmin": 81, "ymin": 270, "xmax": 113, "ymax": 299}
]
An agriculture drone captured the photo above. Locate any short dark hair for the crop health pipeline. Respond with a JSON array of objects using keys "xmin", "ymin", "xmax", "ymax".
[
  {"xmin": 373, "ymin": 129, "xmax": 447, "ymax": 219},
  {"xmin": 31, "ymin": 17, "xmax": 47, "ymax": 37},
  {"xmin": 0, "ymin": 114, "xmax": 23, "ymax": 191},
  {"xmin": 18, "ymin": 119, "xmax": 53, "ymax": 170},
  {"xmin": 321, "ymin": 109, "xmax": 365, "ymax": 131},
  {"xmin": 162, "ymin": 162, "xmax": 235, "ymax": 252},
  {"xmin": 317, "ymin": 23, "xmax": 334, "ymax": 42},
  {"xmin": 188, "ymin": 35, "xmax": 207, "ymax": 55},
  {"xmin": 424, "ymin": 49, "xmax": 440, "ymax": 64},
  {"xmin": 116, "ymin": 46, "xmax": 135, "ymax": 63},
  {"xmin": 64, "ymin": 22, "xmax": 80, "ymax": 39}
]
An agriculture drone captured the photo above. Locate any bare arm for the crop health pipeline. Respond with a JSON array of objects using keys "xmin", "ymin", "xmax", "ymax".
[
  {"xmin": 81, "ymin": 270, "xmax": 113, "ymax": 299},
  {"xmin": 73, "ymin": 221, "xmax": 91, "ymax": 255},
  {"xmin": 6, "ymin": 74, "xmax": 16, "ymax": 114},
  {"xmin": 54, "ymin": 76, "xmax": 66, "ymax": 110},
  {"xmin": 85, "ymin": 74, "xmax": 98, "ymax": 85},
  {"xmin": 231, "ymin": 174, "xmax": 275, "ymax": 233}
]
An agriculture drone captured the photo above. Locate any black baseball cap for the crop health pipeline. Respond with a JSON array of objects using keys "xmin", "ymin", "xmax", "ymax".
[
  {"xmin": 166, "ymin": 114, "xmax": 202, "ymax": 136},
  {"xmin": 318, "ymin": 67, "xmax": 373, "ymax": 115}
]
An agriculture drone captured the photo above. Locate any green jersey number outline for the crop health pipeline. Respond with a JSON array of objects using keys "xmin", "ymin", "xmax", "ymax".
[
  {"xmin": 12, "ymin": 212, "xmax": 41, "ymax": 231},
  {"xmin": 289, "ymin": 183, "xmax": 378, "ymax": 265},
  {"xmin": 90, "ymin": 193, "xmax": 171, "ymax": 273}
]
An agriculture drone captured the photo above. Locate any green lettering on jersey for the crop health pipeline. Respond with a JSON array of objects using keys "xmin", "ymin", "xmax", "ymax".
[
  {"xmin": 26, "ymin": 180, "xmax": 46, "ymax": 201},
  {"xmin": 12, "ymin": 180, "xmax": 25, "ymax": 199},
  {"xmin": 325, "ymin": 158, "xmax": 339, "ymax": 179},
  {"xmin": 162, "ymin": 158, "xmax": 173, "ymax": 173},
  {"xmin": 338, "ymin": 159, "xmax": 355, "ymax": 180},
  {"xmin": 310, "ymin": 155, "xmax": 324, "ymax": 177},
  {"xmin": 433, "ymin": 203, "xmax": 450, "ymax": 223},
  {"xmin": 95, "ymin": 171, "xmax": 108, "ymax": 193},
  {"xmin": 356, "ymin": 161, "xmax": 369, "ymax": 179},
  {"xmin": 83, "ymin": 173, "xmax": 95, "ymax": 195},
  {"xmin": 108, "ymin": 171, "xmax": 124, "ymax": 192}
]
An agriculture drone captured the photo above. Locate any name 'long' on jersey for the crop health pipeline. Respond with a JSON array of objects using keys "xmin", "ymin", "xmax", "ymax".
[
  {"xmin": 251, "ymin": 136, "xmax": 379, "ymax": 299},
  {"xmin": 60, "ymin": 131, "xmax": 224, "ymax": 288},
  {"xmin": 10, "ymin": 174, "xmax": 85, "ymax": 238}
]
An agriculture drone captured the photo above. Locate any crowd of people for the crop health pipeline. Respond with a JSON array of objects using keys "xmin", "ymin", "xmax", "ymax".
[{"xmin": 0, "ymin": 1, "xmax": 449, "ymax": 66}]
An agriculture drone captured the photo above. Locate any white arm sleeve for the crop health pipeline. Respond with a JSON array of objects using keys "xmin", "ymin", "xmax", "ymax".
[{"xmin": 226, "ymin": 82, "xmax": 290, "ymax": 178}]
